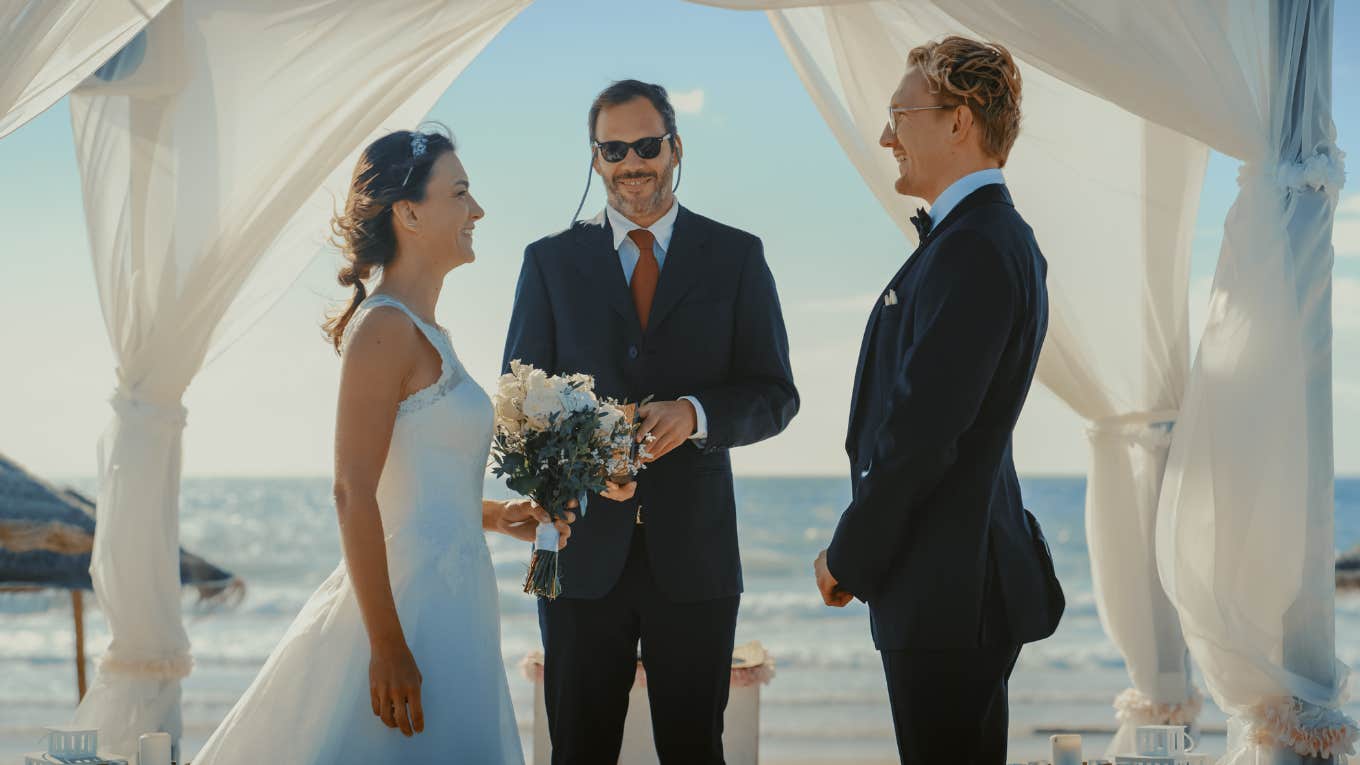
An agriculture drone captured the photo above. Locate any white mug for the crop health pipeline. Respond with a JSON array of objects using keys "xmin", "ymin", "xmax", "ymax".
[
  {"xmin": 1136, "ymin": 724, "xmax": 1195, "ymax": 755},
  {"xmin": 1050, "ymin": 733, "xmax": 1082, "ymax": 765},
  {"xmin": 138, "ymin": 732, "xmax": 172, "ymax": 765}
]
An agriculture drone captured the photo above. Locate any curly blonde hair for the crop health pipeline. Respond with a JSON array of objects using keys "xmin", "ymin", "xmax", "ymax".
[{"xmin": 908, "ymin": 36, "xmax": 1022, "ymax": 166}]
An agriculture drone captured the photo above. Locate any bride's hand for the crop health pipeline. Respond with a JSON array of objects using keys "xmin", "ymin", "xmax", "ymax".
[
  {"xmin": 369, "ymin": 640, "xmax": 423, "ymax": 736},
  {"xmin": 493, "ymin": 499, "xmax": 576, "ymax": 549}
]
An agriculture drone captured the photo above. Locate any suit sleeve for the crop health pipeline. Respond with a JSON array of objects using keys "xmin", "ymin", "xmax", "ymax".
[
  {"xmin": 502, "ymin": 243, "xmax": 556, "ymax": 374},
  {"xmin": 827, "ymin": 231, "xmax": 1017, "ymax": 601},
  {"xmin": 690, "ymin": 237, "xmax": 799, "ymax": 451}
]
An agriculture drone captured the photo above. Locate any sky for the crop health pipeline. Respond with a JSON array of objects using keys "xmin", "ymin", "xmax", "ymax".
[{"xmin": 1, "ymin": 0, "xmax": 1357, "ymax": 479}]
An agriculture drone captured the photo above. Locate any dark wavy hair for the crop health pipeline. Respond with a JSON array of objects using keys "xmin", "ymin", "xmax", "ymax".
[
  {"xmin": 587, "ymin": 79, "xmax": 677, "ymax": 142},
  {"xmin": 322, "ymin": 125, "xmax": 456, "ymax": 353}
]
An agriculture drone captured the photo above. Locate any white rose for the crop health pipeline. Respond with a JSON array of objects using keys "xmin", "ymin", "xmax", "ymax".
[
  {"xmin": 493, "ymin": 372, "xmax": 527, "ymax": 430},
  {"xmin": 495, "ymin": 372, "xmax": 525, "ymax": 405},
  {"xmin": 596, "ymin": 403, "xmax": 625, "ymax": 439},
  {"xmin": 509, "ymin": 359, "xmax": 535, "ymax": 383},
  {"xmin": 522, "ymin": 371, "xmax": 560, "ymax": 430},
  {"xmin": 560, "ymin": 383, "xmax": 598, "ymax": 415},
  {"xmin": 523, "ymin": 368, "xmax": 549, "ymax": 395},
  {"xmin": 493, "ymin": 394, "xmax": 524, "ymax": 435}
]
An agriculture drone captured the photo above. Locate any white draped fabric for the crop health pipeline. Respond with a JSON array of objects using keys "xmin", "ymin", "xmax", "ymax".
[
  {"xmin": 0, "ymin": 0, "xmax": 172, "ymax": 140},
  {"xmin": 64, "ymin": 0, "xmax": 530, "ymax": 756},
  {"xmin": 1153, "ymin": 2, "xmax": 1353, "ymax": 761},
  {"xmin": 701, "ymin": 0, "xmax": 1210, "ymax": 752},
  {"xmin": 697, "ymin": 0, "xmax": 1352, "ymax": 760}
]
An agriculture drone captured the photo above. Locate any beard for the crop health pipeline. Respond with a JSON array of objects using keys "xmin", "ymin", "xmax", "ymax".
[{"xmin": 605, "ymin": 161, "xmax": 675, "ymax": 220}]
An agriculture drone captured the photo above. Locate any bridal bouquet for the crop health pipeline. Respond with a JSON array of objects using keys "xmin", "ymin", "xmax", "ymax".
[{"xmin": 491, "ymin": 360, "xmax": 649, "ymax": 598}]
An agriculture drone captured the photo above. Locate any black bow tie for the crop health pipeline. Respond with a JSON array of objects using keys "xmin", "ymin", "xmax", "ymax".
[{"xmin": 910, "ymin": 207, "xmax": 932, "ymax": 241}]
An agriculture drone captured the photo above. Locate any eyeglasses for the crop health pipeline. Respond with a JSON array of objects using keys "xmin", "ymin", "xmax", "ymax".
[
  {"xmin": 887, "ymin": 105, "xmax": 948, "ymax": 130},
  {"xmin": 592, "ymin": 134, "xmax": 672, "ymax": 163}
]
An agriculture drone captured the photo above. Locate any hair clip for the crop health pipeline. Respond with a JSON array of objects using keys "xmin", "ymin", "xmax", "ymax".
[
  {"xmin": 411, "ymin": 132, "xmax": 428, "ymax": 158},
  {"xmin": 402, "ymin": 132, "xmax": 429, "ymax": 187}
]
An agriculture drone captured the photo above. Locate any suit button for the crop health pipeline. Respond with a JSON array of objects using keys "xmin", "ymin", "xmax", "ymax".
[{"xmin": 628, "ymin": 345, "xmax": 639, "ymax": 360}]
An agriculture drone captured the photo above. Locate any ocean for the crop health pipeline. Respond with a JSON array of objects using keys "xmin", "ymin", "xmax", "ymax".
[{"xmin": 4, "ymin": 476, "xmax": 1360, "ymax": 763}]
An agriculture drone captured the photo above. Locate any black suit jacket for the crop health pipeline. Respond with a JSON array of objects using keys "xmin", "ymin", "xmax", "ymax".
[
  {"xmin": 503, "ymin": 206, "xmax": 799, "ymax": 602},
  {"xmin": 828, "ymin": 184, "xmax": 1065, "ymax": 651}
]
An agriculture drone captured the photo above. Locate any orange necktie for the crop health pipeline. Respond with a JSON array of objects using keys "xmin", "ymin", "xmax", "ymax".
[{"xmin": 628, "ymin": 229, "xmax": 660, "ymax": 331}]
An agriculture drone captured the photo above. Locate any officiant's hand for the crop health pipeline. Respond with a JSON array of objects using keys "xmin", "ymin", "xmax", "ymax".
[
  {"xmin": 637, "ymin": 399, "xmax": 698, "ymax": 461},
  {"xmin": 815, "ymin": 549, "xmax": 853, "ymax": 607},
  {"xmin": 491, "ymin": 499, "xmax": 576, "ymax": 549},
  {"xmin": 369, "ymin": 641, "xmax": 423, "ymax": 737},
  {"xmin": 601, "ymin": 480, "xmax": 637, "ymax": 502}
]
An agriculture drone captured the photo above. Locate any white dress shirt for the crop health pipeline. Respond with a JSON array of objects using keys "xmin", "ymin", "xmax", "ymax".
[
  {"xmin": 929, "ymin": 168, "xmax": 1006, "ymax": 227},
  {"xmin": 604, "ymin": 201, "xmax": 709, "ymax": 442}
]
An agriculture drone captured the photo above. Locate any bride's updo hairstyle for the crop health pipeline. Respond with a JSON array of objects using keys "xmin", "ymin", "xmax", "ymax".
[{"xmin": 323, "ymin": 125, "xmax": 456, "ymax": 353}]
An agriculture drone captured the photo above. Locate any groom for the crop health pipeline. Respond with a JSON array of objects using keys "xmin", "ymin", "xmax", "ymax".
[
  {"xmin": 813, "ymin": 37, "xmax": 1065, "ymax": 764},
  {"xmin": 503, "ymin": 79, "xmax": 798, "ymax": 764}
]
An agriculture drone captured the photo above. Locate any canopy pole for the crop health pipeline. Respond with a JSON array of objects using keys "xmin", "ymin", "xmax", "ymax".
[{"xmin": 73, "ymin": 589, "xmax": 87, "ymax": 701}]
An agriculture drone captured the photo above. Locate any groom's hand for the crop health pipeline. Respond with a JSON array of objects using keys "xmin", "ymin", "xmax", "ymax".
[
  {"xmin": 495, "ymin": 499, "xmax": 576, "ymax": 549},
  {"xmin": 815, "ymin": 549, "xmax": 853, "ymax": 607},
  {"xmin": 637, "ymin": 399, "xmax": 698, "ymax": 461}
]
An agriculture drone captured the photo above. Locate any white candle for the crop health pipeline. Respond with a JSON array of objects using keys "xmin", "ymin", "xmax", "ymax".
[
  {"xmin": 1050, "ymin": 733, "xmax": 1082, "ymax": 765},
  {"xmin": 138, "ymin": 732, "xmax": 171, "ymax": 765}
]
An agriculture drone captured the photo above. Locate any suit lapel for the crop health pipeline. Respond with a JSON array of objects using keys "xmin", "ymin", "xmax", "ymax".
[
  {"xmin": 572, "ymin": 211, "xmax": 639, "ymax": 326},
  {"xmin": 644, "ymin": 205, "xmax": 707, "ymax": 336},
  {"xmin": 846, "ymin": 298, "xmax": 885, "ymax": 454},
  {"xmin": 845, "ymin": 241, "xmax": 930, "ymax": 457},
  {"xmin": 844, "ymin": 183, "xmax": 1015, "ymax": 454}
]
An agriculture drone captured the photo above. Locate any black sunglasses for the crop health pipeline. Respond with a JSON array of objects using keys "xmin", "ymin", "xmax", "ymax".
[{"xmin": 592, "ymin": 134, "xmax": 672, "ymax": 163}]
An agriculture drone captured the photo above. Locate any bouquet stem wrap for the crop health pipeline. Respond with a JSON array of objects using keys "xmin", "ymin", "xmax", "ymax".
[{"xmin": 525, "ymin": 493, "xmax": 587, "ymax": 599}]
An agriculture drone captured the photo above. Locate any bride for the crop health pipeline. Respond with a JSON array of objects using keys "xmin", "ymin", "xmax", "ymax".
[{"xmin": 192, "ymin": 127, "xmax": 627, "ymax": 763}]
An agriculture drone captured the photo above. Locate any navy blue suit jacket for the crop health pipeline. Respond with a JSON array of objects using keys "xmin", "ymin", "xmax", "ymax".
[
  {"xmin": 503, "ymin": 206, "xmax": 799, "ymax": 602},
  {"xmin": 828, "ymin": 184, "xmax": 1065, "ymax": 651}
]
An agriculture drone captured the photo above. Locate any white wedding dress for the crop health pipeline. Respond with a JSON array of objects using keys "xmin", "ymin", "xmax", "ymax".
[{"xmin": 192, "ymin": 295, "xmax": 523, "ymax": 764}]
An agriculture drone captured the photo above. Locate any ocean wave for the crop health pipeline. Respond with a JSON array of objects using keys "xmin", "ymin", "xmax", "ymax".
[
  {"xmin": 0, "ymin": 641, "xmax": 1132, "ymax": 675},
  {"xmin": 755, "ymin": 722, "xmax": 897, "ymax": 740},
  {"xmin": 737, "ymin": 590, "xmax": 835, "ymax": 618},
  {"xmin": 1008, "ymin": 689, "xmax": 1127, "ymax": 704},
  {"xmin": 0, "ymin": 592, "xmax": 63, "ymax": 615},
  {"xmin": 0, "ymin": 609, "xmax": 1129, "ymax": 678},
  {"xmin": 1016, "ymin": 643, "xmax": 1127, "ymax": 671},
  {"xmin": 734, "ymin": 546, "xmax": 811, "ymax": 575},
  {"xmin": 757, "ymin": 689, "xmax": 888, "ymax": 705}
]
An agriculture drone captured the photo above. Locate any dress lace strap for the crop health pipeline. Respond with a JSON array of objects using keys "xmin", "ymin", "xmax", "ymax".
[
  {"xmin": 341, "ymin": 295, "xmax": 470, "ymax": 416},
  {"xmin": 343, "ymin": 295, "xmax": 451, "ymax": 371}
]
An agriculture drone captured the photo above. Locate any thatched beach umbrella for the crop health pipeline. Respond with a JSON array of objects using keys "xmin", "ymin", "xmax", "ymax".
[
  {"xmin": 1339, "ymin": 546, "xmax": 1360, "ymax": 592},
  {"xmin": 0, "ymin": 452, "xmax": 244, "ymax": 700}
]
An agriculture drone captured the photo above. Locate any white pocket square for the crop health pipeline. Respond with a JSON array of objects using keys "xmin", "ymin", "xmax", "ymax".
[{"xmin": 883, "ymin": 289, "xmax": 898, "ymax": 307}]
